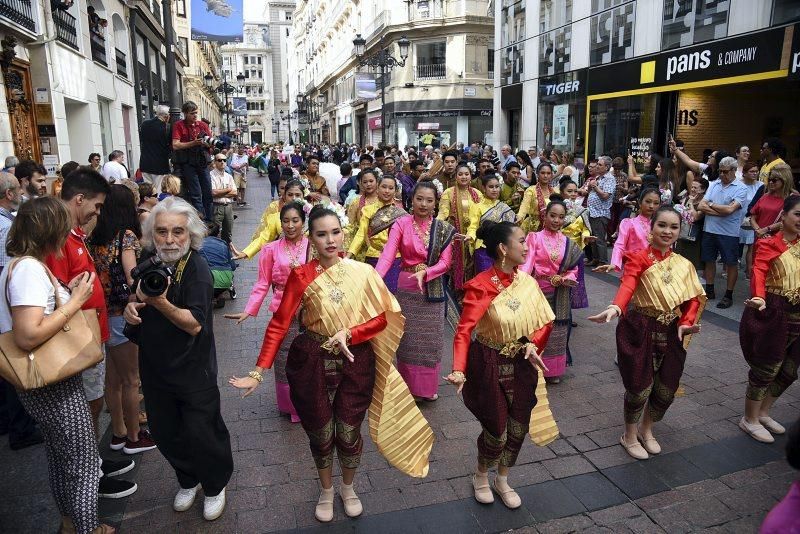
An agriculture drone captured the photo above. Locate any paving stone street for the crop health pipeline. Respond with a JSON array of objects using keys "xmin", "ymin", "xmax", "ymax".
[{"xmin": 0, "ymin": 170, "xmax": 797, "ymax": 533}]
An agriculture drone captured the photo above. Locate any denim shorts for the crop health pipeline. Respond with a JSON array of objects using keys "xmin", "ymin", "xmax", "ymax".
[
  {"xmin": 700, "ymin": 232, "xmax": 740, "ymax": 266},
  {"xmin": 107, "ymin": 314, "xmax": 130, "ymax": 348},
  {"xmin": 81, "ymin": 348, "xmax": 105, "ymax": 402}
]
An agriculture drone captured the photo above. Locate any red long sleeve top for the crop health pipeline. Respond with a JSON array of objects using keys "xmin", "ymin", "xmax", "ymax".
[
  {"xmin": 452, "ymin": 269, "xmax": 553, "ymax": 373},
  {"xmin": 749, "ymin": 233, "xmax": 790, "ymax": 299},
  {"xmin": 611, "ymin": 247, "xmax": 702, "ymax": 327},
  {"xmin": 256, "ymin": 260, "xmax": 387, "ymax": 369}
]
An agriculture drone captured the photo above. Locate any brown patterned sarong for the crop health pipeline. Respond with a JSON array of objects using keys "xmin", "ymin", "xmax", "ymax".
[
  {"xmin": 285, "ymin": 332, "xmax": 376, "ymax": 469},
  {"xmin": 462, "ymin": 340, "xmax": 538, "ymax": 468},
  {"xmin": 274, "ymin": 319, "xmax": 299, "ymax": 384},
  {"xmin": 740, "ymin": 292, "xmax": 800, "ymax": 401},
  {"xmin": 394, "ymin": 290, "xmax": 445, "ymax": 368},
  {"xmin": 616, "ymin": 309, "xmax": 686, "ymax": 424}
]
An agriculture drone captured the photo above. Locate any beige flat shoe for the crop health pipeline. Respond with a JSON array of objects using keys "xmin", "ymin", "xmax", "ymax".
[
  {"xmin": 340, "ymin": 483, "xmax": 363, "ymax": 518},
  {"xmin": 492, "ymin": 479, "xmax": 522, "ymax": 509},
  {"xmin": 739, "ymin": 417, "xmax": 774, "ymax": 443},
  {"xmin": 620, "ymin": 435, "xmax": 649, "ymax": 460},
  {"xmin": 472, "ymin": 474, "xmax": 494, "ymax": 504},
  {"xmin": 637, "ymin": 433, "xmax": 661, "ymax": 454},
  {"xmin": 759, "ymin": 416, "xmax": 785, "ymax": 434},
  {"xmin": 315, "ymin": 487, "xmax": 335, "ymax": 522}
]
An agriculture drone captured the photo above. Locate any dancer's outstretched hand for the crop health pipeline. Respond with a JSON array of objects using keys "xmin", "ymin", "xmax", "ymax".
[
  {"xmin": 588, "ymin": 308, "xmax": 618, "ymax": 323},
  {"xmin": 524, "ymin": 344, "xmax": 549, "ymax": 373},
  {"xmin": 444, "ymin": 372, "xmax": 466, "ymax": 394},
  {"xmin": 677, "ymin": 324, "xmax": 701, "ymax": 341}
]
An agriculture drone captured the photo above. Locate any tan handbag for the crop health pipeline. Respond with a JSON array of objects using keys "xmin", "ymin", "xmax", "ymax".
[{"xmin": 0, "ymin": 257, "xmax": 103, "ymax": 391}]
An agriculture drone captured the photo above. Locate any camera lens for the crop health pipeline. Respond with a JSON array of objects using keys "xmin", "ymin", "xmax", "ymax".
[{"xmin": 141, "ymin": 271, "xmax": 168, "ymax": 296}]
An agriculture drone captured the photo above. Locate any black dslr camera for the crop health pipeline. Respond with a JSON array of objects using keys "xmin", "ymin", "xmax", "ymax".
[
  {"xmin": 131, "ymin": 256, "xmax": 175, "ymax": 297},
  {"xmin": 200, "ymin": 135, "xmax": 226, "ymax": 151}
]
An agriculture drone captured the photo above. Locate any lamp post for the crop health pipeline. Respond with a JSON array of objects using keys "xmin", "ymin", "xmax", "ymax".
[
  {"xmin": 204, "ymin": 70, "xmax": 245, "ymax": 136},
  {"xmin": 296, "ymin": 93, "xmax": 308, "ymax": 143},
  {"xmin": 353, "ymin": 34, "xmax": 410, "ymax": 146}
]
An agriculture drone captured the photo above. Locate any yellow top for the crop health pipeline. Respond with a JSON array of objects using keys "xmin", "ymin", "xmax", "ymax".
[
  {"xmin": 243, "ymin": 212, "xmax": 281, "ymax": 259},
  {"xmin": 345, "ymin": 195, "xmax": 379, "ymax": 259},
  {"xmin": 347, "ymin": 201, "xmax": 401, "ymax": 259},
  {"xmin": 765, "ymin": 243, "xmax": 800, "ymax": 296},
  {"xmin": 303, "ymin": 259, "xmax": 433, "ymax": 477},
  {"xmin": 562, "ymin": 210, "xmax": 592, "ymax": 250},
  {"xmin": 437, "ymin": 186, "xmax": 483, "ymax": 229},
  {"xmin": 517, "ymin": 186, "xmax": 554, "ymax": 234},
  {"xmin": 251, "ymin": 200, "xmax": 280, "ymax": 240},
  {"xmin": 759, "ymin": 157, "xmax": 786, "ymax": 185},
  {"xmin": 467, "ymin": 198, "xmax": 515, "ymax": 251},
  {"xmin": 630, "ymin": 254, "xmax": 706, "ymax": 315}
]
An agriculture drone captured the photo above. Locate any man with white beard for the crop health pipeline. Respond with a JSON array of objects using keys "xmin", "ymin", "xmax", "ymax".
[{"xmin": 123, "ymin": 197, "xmax": 233, "ymax": 521}]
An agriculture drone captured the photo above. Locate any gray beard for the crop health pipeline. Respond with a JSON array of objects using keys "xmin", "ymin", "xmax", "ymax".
[{"xmin": 156, "ymin": 242, "xmax": 190, "ymax": 265}]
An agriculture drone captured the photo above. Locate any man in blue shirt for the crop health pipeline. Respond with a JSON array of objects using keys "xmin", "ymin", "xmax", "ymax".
[
  {"xmin": 199, "ymin": 223, "xmax": 238, "ymax": 308},
  {"xmin": 697, "ymin": 156, "xmax": 748, "ymax": 308}
]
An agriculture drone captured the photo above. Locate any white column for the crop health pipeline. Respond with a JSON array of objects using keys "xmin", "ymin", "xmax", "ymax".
[
  {"xmin": 456, "ymin": 116, "xmax": 469, "ymax": 145},
  {"xmin": 520, "ymin": 79, "xmax": 537, "ymax": 150}
]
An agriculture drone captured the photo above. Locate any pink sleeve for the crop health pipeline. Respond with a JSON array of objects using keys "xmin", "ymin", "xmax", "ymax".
[
  {"xmin": 610, "ymin": 220, "xmax": 629, "ymax": 271},
  {"xmin": 563, "ymin": 261, "xmax": 578, "ymax": 281},
  {"xmin": 376, "ymin": 218, "xmax": 403, "ymax": 276},
  {"xmin": 244, "ymin": 244, "xmax": 275, "ymax": 316},
  {"xmin": 520, "ymin": 233, "xmax": 537, "ymax": 274},
  {"xmin": 425, "ymin": 240, "xmax": 453, "ymax": 281}
]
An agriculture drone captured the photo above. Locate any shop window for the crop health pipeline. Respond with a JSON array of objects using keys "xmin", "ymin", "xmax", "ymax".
[
  {"xmin": 500, "ymin": 0, "xmax": 525, "ymax": 48},
  {"xmin": 501, "ymin": 45, "xmax": 523, "ymax": 85},
  {"xmin": 539, "ymin": 0, "xmax": 572, "ymax": 34},
  {"xmin": 588, "ymin": 94, "xmax": 657, "ymax": 162},
  {"xmin": 661, "ymin": 0, "xmax": 729, "ymax": 51},
  {"xmin": 772, "ymin": 0, "xmax": 800, "ymax": 24},
  {"xmin": 539, "ymin": 26, "xmax": 572, "ymax": 76},
  {"xmin": 590, "ymin": 0, "xmax": 635, "ymax": 66}
]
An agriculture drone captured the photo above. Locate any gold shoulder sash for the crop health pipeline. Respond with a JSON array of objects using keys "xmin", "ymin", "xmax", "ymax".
[
  {"xmin": 766, "ymin": 243, "xmax": 800, "ymax": 298},
  {"xmin": 474, "ymin": 272, "xmax": 555, "ymax": 343},
  {"xmin": 303, "ymin": 260, "xmax": 433, "ymax": 477}
]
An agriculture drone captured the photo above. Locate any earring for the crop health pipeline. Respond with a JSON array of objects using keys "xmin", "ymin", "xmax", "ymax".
[
  {"xmin": 501, "ymin": 253, "xmax": 507, "ymax": 270},
  {"xmin": 647, "ymin": 232, "xmax": 653, "ymax": 244}
]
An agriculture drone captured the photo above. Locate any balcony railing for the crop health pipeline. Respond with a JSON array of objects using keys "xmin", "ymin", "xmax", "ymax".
[
  {"xmin": 0, "ymin": 0, "xmax": 36, "ymax": 32},
  {"xmin": 52, "ymin": 8, "xmax": 79, "ymax": 50},
  {"xmin": 90, "ymin": 31, "xmax": 107, "ymax": 66},
  {"xmin": 115, "ymin": 48, "xmax": 127, "ymax": 78},
  {"xmin": 414, "ymin": 63, "xmax": 446, "ymax": 80}
]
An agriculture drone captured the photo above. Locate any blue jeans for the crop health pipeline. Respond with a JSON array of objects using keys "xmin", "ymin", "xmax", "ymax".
[{"xmin": 180, "ymin": 164, "xmax": 213, "ymax": 220}]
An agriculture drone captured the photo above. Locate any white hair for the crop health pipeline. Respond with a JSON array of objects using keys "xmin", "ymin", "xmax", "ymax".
[
  {"xmin": 141, "ymin": 196, "xmax": 206, "ymax": 251},
  {"xmin": 718, "ymin": 156, "xmax": 737, "ymax": 170},
  {"xmin": 155, "ymin": 105, "xmax": 170, "ymax": 118},
  {"xmin": 598, "ymin": 155, "xmax": 612, "ymax": 168}
]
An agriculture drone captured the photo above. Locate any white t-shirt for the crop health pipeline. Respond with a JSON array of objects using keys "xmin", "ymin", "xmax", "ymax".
[
  {"xmin": 0, "ymin": 258, "xmax": 70, "ymax": 333},
  {"xmin": 101, "ymin": 160, "xmax": 128, "ymax": 183}
]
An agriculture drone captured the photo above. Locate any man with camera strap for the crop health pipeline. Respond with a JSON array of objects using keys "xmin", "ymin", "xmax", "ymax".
[{"xmin": 172, "ymin": 101, "xmax": 214, "ymax": 221}]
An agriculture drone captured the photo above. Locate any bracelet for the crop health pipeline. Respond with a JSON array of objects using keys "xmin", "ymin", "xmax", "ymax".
[
  {"xmin": 248, "ymin": 370, "xmax": 263, "ymax": 383},
  {"xmin": 345, "ymin": 329, "xmax": 352, "ymax": 342},
  {"xmin": 525, "ymin": 343, "xmax": 539, "ymax": 355},
  {"xmin": 451, "ymin": 370, "xmax": 466, "ymax": 383},
  {"xmin": 607, "ymin": 304, "xmax": 622, "ymax": 317},
  {"xmin": 58, "ymin": 308, "xmax": 71, "ymax": 321}
]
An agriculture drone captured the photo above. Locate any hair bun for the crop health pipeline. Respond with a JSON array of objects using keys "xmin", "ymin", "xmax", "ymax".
[
  {"xmin": 476, "ymin": 220, "xmax": 497, "ymax": 242},
  {"xmin": 549, "ymin": 193, "xmax": 564, "ymax": 202}
]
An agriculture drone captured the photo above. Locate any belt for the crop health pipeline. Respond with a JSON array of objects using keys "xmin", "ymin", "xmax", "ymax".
[
  {"xmin": 475, "ymin": 335, "xmax": 526, "ymax": 358},
  {"xmin": 402, "ymin": 263, "xmax": 428, "ymax": 273},
  {"xmin": 631, "ymin": 306, "xmax": 679, "ymax": 325},
  {"xmin": 767, "ymin": 288, "xmax": 800, "ymax": 305}
]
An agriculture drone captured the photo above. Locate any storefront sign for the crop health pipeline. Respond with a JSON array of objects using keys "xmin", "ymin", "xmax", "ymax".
[
  {"xmin": 394, "ymin": 109, "xmax": 492, "ymax": 118},
  {"xmin": 417, "ymin": 123, "xmax": 440, "ymax": 130},
  {"xmin": 368, "ymin": 117, "xmax": 382, "ymax": 130},
  {"xmin": 790, "ymin": 23, "xmax": 800, "ymax": 81},
  {"xmin": 464, "ymin": 86, "xmax": 476, "ymax": 97},
  {"xmin": 588, "ymin": 26, "xmax": 786, "ymax": 95},
  {"xmin": 552, "ymin": 105, "xmax": 569, "ymax": 146},
  {"xmin": 539, "ymin": 70, "xmax": 587, "ymax": 101},
  {"xmin": 629, "ymin": 137, "xmax": 652, "ymax": 166}
]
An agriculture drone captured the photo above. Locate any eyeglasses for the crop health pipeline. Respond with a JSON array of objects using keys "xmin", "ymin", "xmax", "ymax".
[
  {"xmin": 768, "ymin": 178, "xmax": 782, "ymax": 183},
  {"xmin": 216, "ymin": 158, "xmax": 227, "ymax": 162}
]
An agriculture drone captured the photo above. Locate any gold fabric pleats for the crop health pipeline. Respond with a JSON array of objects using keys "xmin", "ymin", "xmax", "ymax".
[{"xmin": 766, "ymin": 243, "xmax": 800, "ymax": 295}]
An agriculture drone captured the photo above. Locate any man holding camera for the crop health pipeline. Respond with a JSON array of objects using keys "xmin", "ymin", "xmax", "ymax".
[
  {"xmin": 123, "ymin": 196, "xmax": 232, "ymax": 521},
  {"xmin": 172, "ymin": 101, "xmax": 214, "ymax": 221}
]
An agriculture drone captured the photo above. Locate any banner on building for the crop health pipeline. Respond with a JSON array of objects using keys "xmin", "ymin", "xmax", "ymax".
[
  {"xmin": 232, "ymin": 97, "xmax": 247, "ymax": 116},
  {"xmin": 191, "ymin": 0, "xmax": 243, "ymax": 43},
  {"xmin": 355, "ymin": 73, "xmax": 377, "ymax": 100}
]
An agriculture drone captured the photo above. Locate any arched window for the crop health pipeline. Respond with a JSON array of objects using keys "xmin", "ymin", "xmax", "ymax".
[{"xmin": 111, "ymin": 14, "xmax": 129, "ymax": 78}]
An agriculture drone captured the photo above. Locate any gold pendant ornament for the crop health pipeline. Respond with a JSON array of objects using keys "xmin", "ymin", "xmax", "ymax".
[
  {"xmin": 661, "ymin": 270, "xmax": 673, "ymax": 285},
  {"xmin": 329, "ymin": 287, "xmax": 345, "ymax": 304},
  {"xmin": 549, "ymin": 251, "xmax": 560, "ymax": 262},
  {"xmin": 506, "ymin": 297, "xmax": 521, "ymax": 311}
]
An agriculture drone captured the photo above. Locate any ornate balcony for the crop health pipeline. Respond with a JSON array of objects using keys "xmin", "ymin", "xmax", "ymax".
[{"xmin": 0, "ymin": 0, "xmax": 36, "ymax": 32}]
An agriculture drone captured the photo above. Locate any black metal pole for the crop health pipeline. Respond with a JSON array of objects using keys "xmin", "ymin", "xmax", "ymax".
[{"xmin": 162, "ymin": 0, "xmax": 181, "ymax": 123}]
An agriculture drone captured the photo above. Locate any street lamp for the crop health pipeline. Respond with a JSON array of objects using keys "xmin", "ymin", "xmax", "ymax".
[
  {"xmin": 204, "ymin": 70, "xmax": 245, "ymax": 136},
  {"xmin": 353, "ymin": 34, "xmax": 410, "ymax": 145}
]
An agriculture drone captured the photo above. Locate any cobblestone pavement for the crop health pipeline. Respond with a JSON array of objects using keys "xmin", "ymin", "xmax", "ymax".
[{"xmin": 0, "ymin": 170, "xmax": 797, "ymax": 533}]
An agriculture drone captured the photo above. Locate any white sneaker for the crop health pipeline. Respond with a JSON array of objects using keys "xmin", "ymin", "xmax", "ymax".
[
  {"xmin": 173, "ymin": 484, "xmax": 199, "ymax": 512},
  {"xmin": 203, "ymin": 487, "xmax": 226, "ymax": 521}
]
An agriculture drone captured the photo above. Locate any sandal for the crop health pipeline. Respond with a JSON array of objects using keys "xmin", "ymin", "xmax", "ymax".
[{"xmin": 472, "ymin": 474, "xmax": 493, "ymax": 504}]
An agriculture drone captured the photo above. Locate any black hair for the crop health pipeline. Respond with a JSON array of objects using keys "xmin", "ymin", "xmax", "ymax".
[
  {"xmin": 340, "ymin": 162, "xmax": 352, "ymax": 176},
  {"xmin": 506, "ymin": 161, "xmax": 521, "ymax": 171},
  {"xmin": 412, "ymin": 180, "xmax": 439, "ymax": 198},
  {"xmin": 373, "ymin": 149, "xmax": 385, "ymax": 158},
  {"xmin": 455, "ymin": 162, "xmax": 472, "ymax": 176},
  {"xmin": 357, "ymin": 168, "xmax": 377, "ymax": 182},
  {"xmin": 306, "ymin": 154, "xmax": 320, "ymax": 164},
  {"xmin": 359, "ymin": 154, "xmax": 374, "ymax": 163},
  {"xmin": 763, "ymin": 137, "xmax": 786, "ymax": 159},
  {"xmin": 60, "ymin": 167, "xmax": 111, "ymax": 201},
  {"xmin": 559, "ymin": 176, "xmax": 576, "ymax": 190},
  {"xmin": 477, "ymin": 158, "xmax": 491, "ymax": 166},
  {"xmin": 378, "ymin": 175, "xmax": 397, "ymax": 188},
  {"xmin": 88, "ymin": 153, "xmax": 101, "ymax": 163},
  {"xmin": 536, "ymin": 162, "xmax": 553, "ymax": 175},
  {"xmin": 646, "ymin": 153, "xmax": 663, "ymax": 175},
  {"xmin": 545, "ymin": 194, "xmax": 567, "ymax": 215},
  {"xmin": 515, "ymin": 150, "xmax": 534, "ymax": 168},
  {"xmin": 481, "ymin": 174, "xmax": 500, "ymax": 187},
  {"xmin": 60, "ymin": 161, "xmax": 81, "ymax": 179},
  {"xmin": 412, "ymin": 160, "xmax": 426, "ymax": 169},
  {"xmin": 443, "ymin": 150, "xmax": 459, "ymax": 161},
  {"xmin": 284, "ymin": 179, "xmax": 305, "ymax": 193},
  {"xmin": 694, "ymin": 177, "xmax": 710, "ymax": 192},
  {"xmin": 206, "ymin": 222, "xmax": 221, "ymax": 237},
  {"xmin": 15, "ymin": 160, "xmax": 47, "ymax": 181},
  {"xmin": 783, "ymin": 194, "xmax": 800, "ymax": 213},
  {"xmin": 650, "ymin": 205, "xmax": 682, "ymax": 228},
  {"xmin": 476, "ymin": 221, "xmax": 519, "ymax": 260},
  {"xmin": 638, "ymin": 186, "xmax": 661, "ymax": 203},
  {"xmin": 280, "ymin": 200, "xmax": 307, "ymax": 222},
  {"xmin": 307, "ymin": 205, "xmax": 340, "ymax": 232},
  {"xmin": 88, "ymin": 184, "xmax": 141, "ymax": 245},
  {"xmin": 786, "ymin": 417, "xmax": 800, "ymax": 470}
]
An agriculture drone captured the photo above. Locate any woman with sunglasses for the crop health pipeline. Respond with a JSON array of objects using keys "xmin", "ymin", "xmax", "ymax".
[{"xmin": 751, "ymin": 164, "xmax": 795, "ymax": 240}]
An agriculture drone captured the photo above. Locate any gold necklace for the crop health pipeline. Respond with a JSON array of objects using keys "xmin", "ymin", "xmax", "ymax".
[
  {"xmin": 783, "ymin": 236, "xmax": 800, "ymax": 259},
  {"xmin": 647, "ymin": 250, "xmax": 674, "ymax": 285},
  {"xmin": 542, "ymin": 230, "xmax": 562, "ymax": 263},
  {"xmin": 491, "ymin": 269, "xmax": 521, "ymax": 311},
  {"xmin": 412, "ymin": 217, "xmax": 431, "ymax": 248},
  {"xmin": 315, "ymin": 260, "xmax": 347, "ymax": 304},
  {"xmin": 283, "ymin": 237, "xmax": 304, "ymax": 268}
]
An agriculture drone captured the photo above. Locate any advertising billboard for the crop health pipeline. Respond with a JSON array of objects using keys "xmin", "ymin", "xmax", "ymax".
[{"xmin": 191, "ymin": 0, "xmax": 243, "ymax": 43}]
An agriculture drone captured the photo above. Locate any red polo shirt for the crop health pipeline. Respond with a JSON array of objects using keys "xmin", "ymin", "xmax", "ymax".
[
  {"xmin": 45, "ymin": 227, "xmax": 109, "ymax": 342},
  {"xmin": 172, "ymin": 119, "xmax": 212, "ymax": 143}
]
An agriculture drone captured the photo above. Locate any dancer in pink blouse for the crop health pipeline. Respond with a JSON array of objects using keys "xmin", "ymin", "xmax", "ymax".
[
  {"xmin": 521, "ymin": 197, "xmax": 581, "ymax": 382},
  {"xmin": 226, "ymin": 203, "xmax": 309, "ymax": 422},
  {"xmin": 602, "ymin": 188, "xmax": 661, "ymax": 273},
  {"xmin": 376, "ymin": 182, "xmax": 455, "ymax": 401}
]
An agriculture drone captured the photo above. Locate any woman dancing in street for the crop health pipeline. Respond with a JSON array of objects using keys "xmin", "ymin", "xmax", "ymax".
[
  {"xmin": 589, "ymin": 206, "xmax": 704, "ymax": 460},
  {"xmin": 517, "ymin": 163, "xmax": 557, "ymax": 234},
  {"xmin": 445, "ymin": 220, "xmax": 554, "ymax": 509},
  {"xmin": 738, "ymin": 195, "xmax": 800, "ymax": 443},
  {"xmin": 599, "ymin": 187, "xmax": 661, "ymax": 273},
  {"xmin": 226, "ymin": 202, "xmax": 309, "ymax": 423},
  {"xmin": 230, "ymin": 206, "xmax": 433, "ymax": 522},
  {"xmin": 344, "ymin": 169, "xmax": 380, "ymax": 259},
  {"xmin": 469, "ymin": 173, "xmax": 515, "ymax": 274},
  {"xmin": 520, "ymin": 197, "xmax": 582, "ymax": 383},
  {"xmin": 559, "ymin": 178, "xmax": 594, "ymax": 310},
  {"xmin": 438, "ymin": 163, "xmax": 483, "ymax": 292},
  {"xmin": 377, "ymin": 181, "xmax": 455, "ymax": 401},
  {"xmin": 346, "ymin": 175, "xmax": 406, "ymax": 292}
]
